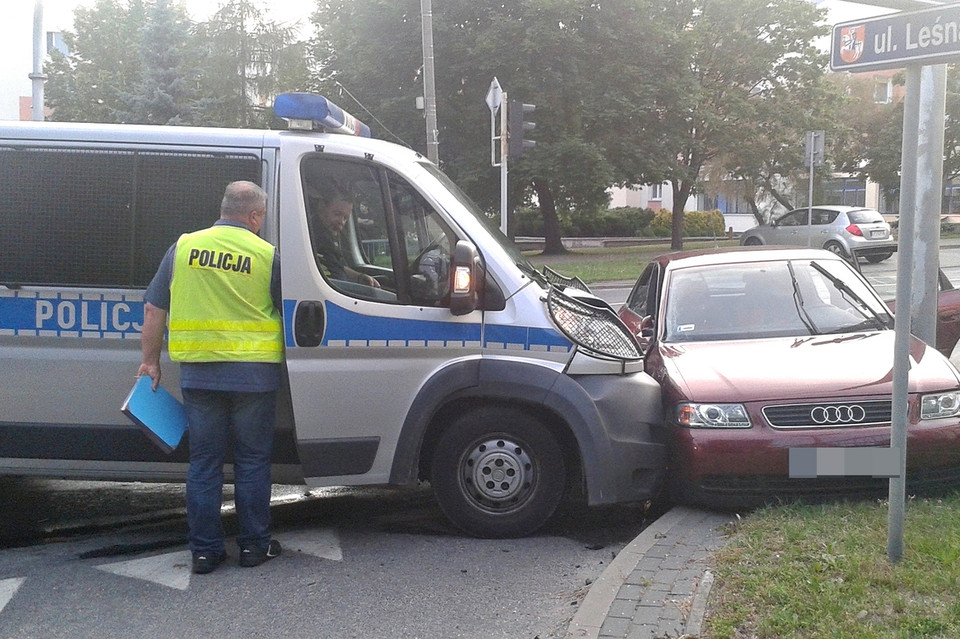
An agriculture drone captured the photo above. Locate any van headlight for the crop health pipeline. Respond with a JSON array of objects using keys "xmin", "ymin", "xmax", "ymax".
[
  {"xmin": 921, "ymin": 391, "xmax": 960, "ymax": 420},
  {"xmin": 676, "ymin": 403, "xmax": 752, "ymax": 428},
  {"xmin": 547, "ymin": 288, "xmax": 641, "ymax": 360}
]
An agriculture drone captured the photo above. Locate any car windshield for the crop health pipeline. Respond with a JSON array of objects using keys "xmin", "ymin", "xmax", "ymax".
[{"xmin": 662, "ymin": 258, "xmax": 892, "ymax": 343}]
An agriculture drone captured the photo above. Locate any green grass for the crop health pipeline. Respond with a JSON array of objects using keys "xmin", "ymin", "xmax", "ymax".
[
  {"xmin": 524, "ymin": 239, "xmax": 739, "ymax": 283},
  {"xmin": 703, "ymin": 495, "xmax": 960, "ymax": 639}
]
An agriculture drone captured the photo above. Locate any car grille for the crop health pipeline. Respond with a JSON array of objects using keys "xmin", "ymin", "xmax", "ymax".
[{"xmin": 763, "ymin": 400, "xmax": 891, "ymax": 429}]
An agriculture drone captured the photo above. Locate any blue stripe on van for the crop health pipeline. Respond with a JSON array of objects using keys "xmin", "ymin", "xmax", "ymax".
[
  {"xmin": 278, "ymin": 301, "xmax": 572, "ymax": 352},
  {"xmin": 0, "ymin": 290, "xmax": 143, "ymax": 338},
  {"xmin": 483, "ymin": 323, "xmax": 572, "ymax": 351},
  {"xmin": 322, "ymin": 302, "xmax": 482, "ymax": 346}
]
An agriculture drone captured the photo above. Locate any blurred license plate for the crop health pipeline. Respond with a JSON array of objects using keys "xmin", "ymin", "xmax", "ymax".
[{"xmin": 870, "ymin": 230, "xmax": 886, "ymax": 238}]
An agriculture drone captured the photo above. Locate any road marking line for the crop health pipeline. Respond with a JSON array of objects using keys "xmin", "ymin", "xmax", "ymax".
[
  {"xmin": 95, "ymin": 550, "xmax": 192, "ymax": 591},
  {"xmin": 279, "ymin": 529, "xmax": 343, "ymax": 561},
  {"xmin": 90, "ymin": 529, "xmax": 342, "ymax": 591},
  {"xmin": 0, "ymin": 578, "xmax": 25, "ymax": 614}
]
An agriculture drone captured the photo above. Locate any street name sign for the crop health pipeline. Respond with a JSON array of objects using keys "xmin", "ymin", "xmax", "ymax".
[{"xmin": 831, "ymin": 4, "xmax": 960, "ymax": 72}]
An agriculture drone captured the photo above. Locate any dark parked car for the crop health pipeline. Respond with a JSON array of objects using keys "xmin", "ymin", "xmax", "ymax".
[
  {"xmin": 740, "ymin": 205, "xmax": 896, "ymax": 263},
  {"xmin": 618, "ymin": 246, "xmax": 960, "ymax": 507},
  {"xmin": 880, "ymin": 269, "xmax": 960, "ymax": 359}
]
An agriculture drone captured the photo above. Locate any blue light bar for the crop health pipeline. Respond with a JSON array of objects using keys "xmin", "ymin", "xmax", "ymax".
[{"xmin": 273, "ymin": 93, "xmax": 372, "ymax": 138}]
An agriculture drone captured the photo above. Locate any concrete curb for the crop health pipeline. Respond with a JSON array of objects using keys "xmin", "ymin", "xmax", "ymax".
[{"xmin": 564, "ymin": 506, "xmax": 732, "ymax": 639}]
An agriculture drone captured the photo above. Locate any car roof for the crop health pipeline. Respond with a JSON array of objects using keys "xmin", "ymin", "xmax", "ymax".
[
  {"xmin": 649, "ymin": 246, "xmax": 847, "ymax": 270},
  {"xmin": 787, "ymin": 205, "xmax": 878, "ymax": 214}
]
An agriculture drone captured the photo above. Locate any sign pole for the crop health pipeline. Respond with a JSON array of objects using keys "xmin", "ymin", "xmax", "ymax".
[
  {"xmin": 888, "ymin": 64, "xmax": 921, "ymax": 564},
  {"xmin": 500, "ymin": 94, "xmax": 509, "ymax": 237}
]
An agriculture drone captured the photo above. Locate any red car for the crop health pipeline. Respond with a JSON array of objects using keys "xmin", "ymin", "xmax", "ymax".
[
  {"xmin": 618, "ymin": 246, "xmax": 960, "ymax": 507},
  {"xmin": 881, "ymin": 269, "xmax": 960, "ymax": 359}
]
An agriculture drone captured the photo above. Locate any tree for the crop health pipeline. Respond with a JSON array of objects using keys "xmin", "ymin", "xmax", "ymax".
[
  {"xmin": 840, "ymin": 65, "xmax": 960, "ymax": 204},
  {"xmin": 192, "ymin": 0, "xmax": 312, "ymax": 128},
  {"xmin": 311, "ymin": 0, "xmax": 674, "ymax": 254},
  {"xmin": 112, "ymin": 0, "xmax": 197, "ymax": 124},
  {"xmin": 46, "ymin": 0, "xmax": 310, "ymax": 127},
  {"xmin": 46, "ymin": 0, "xmax": 147, "ymax": 122},
  {"xmin": 651, "ymin": 0, "xmax": 833, "ymax": 248}
]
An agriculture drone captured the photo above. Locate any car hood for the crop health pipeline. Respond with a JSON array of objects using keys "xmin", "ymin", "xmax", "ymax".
[{"xmin": 655, "ymin": 331, "xmax": 960, "ymax": 403}]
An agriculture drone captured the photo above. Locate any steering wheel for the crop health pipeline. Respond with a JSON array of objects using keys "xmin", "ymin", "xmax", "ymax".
[{"xmin": 411, "ymin": 239, "xmax": 445, "ymax": 272}]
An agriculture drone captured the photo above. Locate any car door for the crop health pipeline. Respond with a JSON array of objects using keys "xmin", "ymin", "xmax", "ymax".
[
  {"xmin": 768, "ymin": 209, "xmax": 814, "ymax": 248},
  {"xmin": 278, "ymin": 142, "xmax": 482, "ymax": 486}
]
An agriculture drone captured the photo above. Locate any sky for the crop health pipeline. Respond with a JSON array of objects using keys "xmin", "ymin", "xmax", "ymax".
[
  {"xmin": 1, "ymin": 0, "xmax": 896, "ymax": 122},
  {"xmin": 0, "ymin": 0, "xmax": 310, "ymax": 121}
]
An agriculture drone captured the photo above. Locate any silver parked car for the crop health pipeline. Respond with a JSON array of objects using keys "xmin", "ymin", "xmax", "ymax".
[{"xmin": 740, "ymin": 205, "xmax": 896, "ymax": 263}]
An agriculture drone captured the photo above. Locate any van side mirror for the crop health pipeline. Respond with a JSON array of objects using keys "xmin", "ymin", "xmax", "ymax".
[{"xmin": 449, "ymin": 240, "xmax": 482, "ymax": 316}]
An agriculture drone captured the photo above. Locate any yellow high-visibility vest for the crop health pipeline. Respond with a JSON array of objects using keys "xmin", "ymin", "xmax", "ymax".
[{"xmin": 168, "ymin": 224, "xmax": 283, "ymax": 363}]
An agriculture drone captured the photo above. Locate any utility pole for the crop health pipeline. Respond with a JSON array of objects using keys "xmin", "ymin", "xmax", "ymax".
[
  {"xmin": 30, "ymin": 0, "xmax": 46, "ymax": 121},
  {"xmin": 420, "ymin": 0, "xmax": 439, "ymax": 163}
]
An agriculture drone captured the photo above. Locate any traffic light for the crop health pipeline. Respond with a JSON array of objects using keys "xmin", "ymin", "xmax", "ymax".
[{"xmin": 507, "ymin": 99, "xmax": 536, "ymax": 158}]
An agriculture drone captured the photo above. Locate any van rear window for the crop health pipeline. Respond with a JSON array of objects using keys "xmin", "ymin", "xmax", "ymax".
[{"xmin": 0, "ymin": 147, "xmax": 260, "ymax": 288}]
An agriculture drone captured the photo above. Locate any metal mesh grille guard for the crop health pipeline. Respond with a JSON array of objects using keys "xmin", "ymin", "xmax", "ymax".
[
  {"xmin": 546, "ymin": 287, "xmax": 641, "ymax": 360},
  {"xmin": 541, "ymin": 265, "xmax": 591, "ymax": 293}
]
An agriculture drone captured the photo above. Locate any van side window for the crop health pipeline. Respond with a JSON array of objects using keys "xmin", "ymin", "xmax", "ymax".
[
  {"xmin": 301, "ymin": 156, "xmax": 457, "ymax": 307},
  {"xmin": 0, "ymin": 147, "xmax": 260, "ymax": 288}
]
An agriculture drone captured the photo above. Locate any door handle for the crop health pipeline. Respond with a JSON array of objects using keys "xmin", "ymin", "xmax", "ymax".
[{"xmin": 294, "ymin": 301, "xmax": 325, "ymax": 347}]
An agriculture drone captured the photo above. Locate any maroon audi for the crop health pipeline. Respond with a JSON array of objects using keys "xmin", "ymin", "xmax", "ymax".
[{"xmin": 618, "ymin": 247, "xmax": 960, "ymax": 507}]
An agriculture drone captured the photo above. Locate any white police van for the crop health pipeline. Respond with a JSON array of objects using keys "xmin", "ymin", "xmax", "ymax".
[{"xmin": 0, "ymin": 94, "xmax": 665, "ymax": 537}]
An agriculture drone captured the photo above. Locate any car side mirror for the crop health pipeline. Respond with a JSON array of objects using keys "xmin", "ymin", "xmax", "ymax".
[
  {"xmin": 638, "ymin": 315, "xmax": 655, "ymax": 351},
  {"xmin": 449, "ymin": 240, "xmax": 482, "ymax": 316}
]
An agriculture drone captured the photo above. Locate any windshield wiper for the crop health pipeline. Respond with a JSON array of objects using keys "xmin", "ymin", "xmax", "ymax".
[
  {"xmin": 809, "ymin": 261, "xmax": 890, "ymax": 330},
  {"xmin": 787, "ymin": 262, "xmax": 819, "ymax": 335}
]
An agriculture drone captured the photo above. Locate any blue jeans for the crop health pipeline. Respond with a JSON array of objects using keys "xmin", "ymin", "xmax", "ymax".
[{"xmin": 182, "ymin": 388, "xmax": 277, "ymax": 555}]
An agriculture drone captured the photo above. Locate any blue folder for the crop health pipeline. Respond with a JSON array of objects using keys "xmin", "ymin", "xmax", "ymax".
[{"xmin": 121, "ymin": 376, "xmax": 187, "ymax": 454}]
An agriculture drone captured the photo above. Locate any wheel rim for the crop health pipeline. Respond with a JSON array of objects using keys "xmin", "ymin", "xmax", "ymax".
[
  {"xmin": 459, "ymin": 437, "xmax": 536, "ymax": 513},
  {"xmin": 825, "ymin": 243, "xmax": 844, "ymax": 256}
]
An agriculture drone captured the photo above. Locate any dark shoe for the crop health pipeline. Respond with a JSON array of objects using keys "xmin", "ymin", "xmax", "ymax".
[
  {"xmin": 239, "ymin": 539, "xmax": 282, "ymax": 568},
  {"xmin": 192, "ymin": 551, "xmax": 226, "ymax": 575}
]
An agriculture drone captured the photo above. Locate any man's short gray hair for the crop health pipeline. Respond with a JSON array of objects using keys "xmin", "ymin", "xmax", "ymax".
[{"xmin": 221, "ymin": 181, "xmax": 267, "ymax": 219}]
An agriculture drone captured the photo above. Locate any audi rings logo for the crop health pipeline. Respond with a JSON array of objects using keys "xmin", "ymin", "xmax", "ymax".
[{"xmin": 810, "ymin": 405, "xmax": 866, "ymax": 425}]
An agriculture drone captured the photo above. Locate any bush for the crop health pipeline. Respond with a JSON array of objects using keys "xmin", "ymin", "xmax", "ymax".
[
  {"xmin": 650, "ymin": 208, "xmax": 725, "ymax": 238},
  {"xmin": 511, "ymin": 205, "xmax": 724, "ymax": 238}
]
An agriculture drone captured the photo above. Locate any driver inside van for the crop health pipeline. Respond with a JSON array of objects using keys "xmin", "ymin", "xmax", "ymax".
[{"xmin": 309, "ymin": 181, "xmax": 380, "ymax": 288}]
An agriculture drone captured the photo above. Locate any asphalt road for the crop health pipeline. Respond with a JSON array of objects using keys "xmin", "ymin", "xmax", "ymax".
[{"xmin": 0, "ymin": 479, "xmax": 661, "ymax": 639}]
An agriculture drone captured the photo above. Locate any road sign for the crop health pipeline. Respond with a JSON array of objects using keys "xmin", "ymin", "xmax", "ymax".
[
  {"xmin": 804, "ymin": 130, "xmax": 824, "ymax": 168},
  {"xmin": 486, "ymin": 77, "xmax": 502, "ymax": 113},
  {"xmin": 831, "ymin": 5, "xmax": 960, "ymax": 72}
]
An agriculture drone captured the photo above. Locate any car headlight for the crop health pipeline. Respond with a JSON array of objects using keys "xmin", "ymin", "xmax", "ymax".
[
  {"xmin": 676, "ymin": 403, "xmax": 752, "ymax": 428},
  {"xmin": 921, "ymin": 391, "xmax": 960, "ymax": 420}
]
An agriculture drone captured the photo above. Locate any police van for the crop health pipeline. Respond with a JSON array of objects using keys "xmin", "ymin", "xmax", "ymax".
[{"xmin": 0, "ymin": 94, "xmax": 665, "ymax": 538}]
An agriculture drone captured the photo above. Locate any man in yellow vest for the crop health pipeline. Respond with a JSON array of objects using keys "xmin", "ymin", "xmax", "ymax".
[{"xmin": 138, "ymin": 181, "xmax": 284, "ymax": 575}]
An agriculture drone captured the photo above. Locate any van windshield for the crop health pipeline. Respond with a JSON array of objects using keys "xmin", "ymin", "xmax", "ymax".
[{"xmin": 419, "ymin": 162, "xmax": 542, "ymax": 279}]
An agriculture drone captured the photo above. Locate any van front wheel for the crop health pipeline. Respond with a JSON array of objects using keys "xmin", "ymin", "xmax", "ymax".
[{"xmin": 430, "ymin": 407, "xmax": 565, "ymax": 538}]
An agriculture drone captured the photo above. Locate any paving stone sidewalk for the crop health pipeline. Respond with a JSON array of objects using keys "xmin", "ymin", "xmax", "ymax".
[{"xmin": 565, "ymin": 506, "xmax": 736, "ymax": 639}]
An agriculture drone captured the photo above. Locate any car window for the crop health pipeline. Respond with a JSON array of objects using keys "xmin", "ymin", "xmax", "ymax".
[
  {"xmin": 778, "ymin": 211, "xmax": 806, "ymax": 226},
  {"xmin": 847, "ymin": 209, "xmax": 884, "ymax": 224},
  {"xmin": 811, "ymin": 210, "xmax": 839, "ymax": 225},
  {"xmin": 626, "ymin": 263, "xmax": 658, "ymax": 316}
]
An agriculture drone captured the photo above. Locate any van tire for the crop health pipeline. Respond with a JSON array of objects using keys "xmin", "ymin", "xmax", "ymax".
[{"xmin": 430, "ymin": 406, "xmax": 565, "ymax": 538}]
